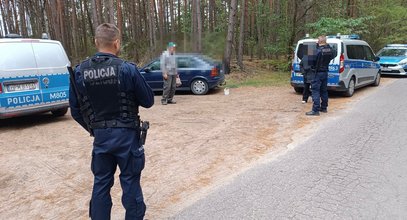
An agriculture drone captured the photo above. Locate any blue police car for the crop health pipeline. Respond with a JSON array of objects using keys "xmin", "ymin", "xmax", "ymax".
[
  {"xmin": 377, "ymin": 44, "xmax": 407, "ymax": 75},
  {"xmin": 139, "ymin": 54, "xmax": 225, "ymax": 95}
]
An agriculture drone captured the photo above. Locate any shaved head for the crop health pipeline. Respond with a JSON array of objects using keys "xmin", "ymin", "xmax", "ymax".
[{"xmin": 95, "ymin": 23, "xmax": 121, "ymax": 49}]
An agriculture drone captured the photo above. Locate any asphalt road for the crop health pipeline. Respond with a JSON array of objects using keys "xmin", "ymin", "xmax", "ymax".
[{"xmin": 173, "ymin": 79, "xmax": 407, "ymax": 219}]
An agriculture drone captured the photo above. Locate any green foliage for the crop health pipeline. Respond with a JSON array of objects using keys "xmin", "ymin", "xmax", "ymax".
[
  {"xmin": 306, "ymin": 17, "xmax": 373, "ymax": 37},
  {"xmin": 361, "ymin": 4, "xmax": 407, "ymax": 51},
  {"xmin": 202, "ymin": 31, "xmax": 226, "ymax": 59}
]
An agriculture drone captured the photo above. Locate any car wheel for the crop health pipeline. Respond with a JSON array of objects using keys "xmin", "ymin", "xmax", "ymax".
[
  {"xmin": 51, "ymin": 107, "xmax": 68, "ymax": 117},
  {"xmin": 191, "ymin": 79, "xmax": 209, "ymax": 95},
  {"xmin": 294, "ymin": 87, "xmax": 303, "ymax": 94},
  {"xmin": 344, "ymin": 77, "xmax": 355, "ymax": 97},
  {"xmin": 373, "ymin": 72, "xmax": 381, "ymax": 87}
]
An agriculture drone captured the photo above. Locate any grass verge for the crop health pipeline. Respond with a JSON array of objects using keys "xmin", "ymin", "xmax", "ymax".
[{"xmin": 226, "ymin": 69, "xmax": 291, "ymax": 88}]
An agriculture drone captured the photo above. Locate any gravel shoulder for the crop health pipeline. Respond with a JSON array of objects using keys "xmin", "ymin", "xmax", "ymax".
[{"xmin": 0, "ymin": 78, "xmax": 395, "ymax": 219}]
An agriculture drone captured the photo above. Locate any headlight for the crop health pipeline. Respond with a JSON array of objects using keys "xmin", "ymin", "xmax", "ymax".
[
  {"xmin": 399, "ymin": 61, "xmax": 407, "ymax": 66},
  {"xmin": 399, "ymin": 59, "xmax": 407, "ymax": 66}
]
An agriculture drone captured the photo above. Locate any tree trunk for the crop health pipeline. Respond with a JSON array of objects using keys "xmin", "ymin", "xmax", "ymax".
[
  {"xmin": 237, "ymin": 0, "xmax": 246, "ymax": 70},
  {"xmin": 91, "ymin": 0, "xmax": 99, "ymax": 31},
  {"xmin": 108, "ymin": 0, "xmax": 114, "ymax": 23},
  {"xmin": 71, "ymin": 0, "xmax": 78, "ymax": 59},
  {"xmin": 223, "ymin": 0, "xmax": 238, "ymax": 74},
  {"xmin": 0, "ymin": 0, "xmax": 9, "ymax": 35},
  {"xmin": 196, "ymin": 0, "xmax": 202, "ymax": 52},
  {"xmin": 11, "ymin": 0, "xmax": 20, "ymax": 34},
  {"xmin": 18, "ymin": 0, "xmax": 28, "ymax": 37},
  {"xmin": 117, "ymin": 0, "xmax": 123, "ymax": 33}
]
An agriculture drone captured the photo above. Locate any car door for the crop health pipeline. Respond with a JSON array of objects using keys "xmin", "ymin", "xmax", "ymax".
[
  {"xmin": 363, "ymin": 45, "xmax": 379, "ymax": 82},
  {"xmin": 346, "ymin": 44, "xmax": 370, "ymax": 86},
  {"xmin": 140, "ymin": 59, "xmax": 163, "ymax": 90}
]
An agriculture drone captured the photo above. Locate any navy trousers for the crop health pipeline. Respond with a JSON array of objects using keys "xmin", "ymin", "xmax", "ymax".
[
  {"xmin": 90, "ymin": 127, "xmax": 146, "ymax": 220},
  {"xmin": 311, "ymin": 72, "xmax": 328, "ymax": 112}
]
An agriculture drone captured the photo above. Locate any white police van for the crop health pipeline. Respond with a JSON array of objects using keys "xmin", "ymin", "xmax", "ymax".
[
  {"xmin": 291, "ymin": 34, "xmax": 381, "ymax": 97},
  {"xmin": 0, "ymin": 35, "xmax": 71, "ymax": 119}
]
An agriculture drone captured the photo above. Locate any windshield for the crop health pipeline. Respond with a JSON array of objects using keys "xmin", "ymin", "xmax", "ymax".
[{"xmin": 377, "ymin": 48, "xmax": 407, "ymax": 57}]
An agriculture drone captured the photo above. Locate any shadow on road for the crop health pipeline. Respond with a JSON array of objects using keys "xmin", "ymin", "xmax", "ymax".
[{"xmin": 0, "ymin": 113, "xmax": 70, "ymax": 131}]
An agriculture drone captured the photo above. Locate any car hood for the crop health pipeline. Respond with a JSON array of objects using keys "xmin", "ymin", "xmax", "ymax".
[{"xmin": 378, "ymin": 56, "xmax": 406, "ymax": 64}]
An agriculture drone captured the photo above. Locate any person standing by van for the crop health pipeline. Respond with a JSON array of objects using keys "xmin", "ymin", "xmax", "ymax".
[
  {"xmin": 299, "ymin": 46, "xmax": 317, "ymax": 103},
  {"xmin": 69, "ymin": 23, "xmax": 154, "ymax": 219},
  {"xmin": 160, "ymin": 42, "xmax": 179, "ymax": 105},
  {"xmin": 306, "ymin": 35, "xmax": 334, "ymax": 116}
]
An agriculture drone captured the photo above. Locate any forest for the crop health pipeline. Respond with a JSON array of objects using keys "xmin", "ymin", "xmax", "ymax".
[{"xmin": 0, "ymin": 0, "xmax": 406, "ymax": 73}]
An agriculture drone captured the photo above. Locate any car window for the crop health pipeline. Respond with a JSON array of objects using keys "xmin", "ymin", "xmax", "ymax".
[
  {"xmin": 32, "ymin": 42, "xmax": 68, "ymax": 68},
  {"xmin": 377, "ymin": 48, "xmax": 407, "ymax": 57},
  {"xmin": 363, "ymin": 46, "xmax": 375, "ymax": 61},
  {"xmin": 328, "ymin": 43, "xmax": 338, "ymax": 59},
  {"xmin": 148, "ymin": 60, "xmax": 160, "ymax": 71},
  {"xmin": 346, "ymin": 45, "xmax": 365, "ymax": 60},
  {"xmin": 177, "ymin": 57, "xmax": 198, "ymax": 68},
  {"xmin": 0, "ymin": 42, "xmax": 37, "ymax": 70}
]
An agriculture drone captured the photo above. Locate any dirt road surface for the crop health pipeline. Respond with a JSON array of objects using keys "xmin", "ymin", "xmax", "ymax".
[{"xmin": 0, "ymin": 78, "xmax": 395, "ymax": 219}]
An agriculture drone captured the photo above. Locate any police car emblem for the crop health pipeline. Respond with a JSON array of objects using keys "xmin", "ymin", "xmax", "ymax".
[{"xmin": 42, "ymin": 77, "xmax": 50, "ymax": 87}]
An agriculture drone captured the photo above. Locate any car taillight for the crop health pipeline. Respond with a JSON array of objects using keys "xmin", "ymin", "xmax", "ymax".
[
  {"xmin": 0, "ymin": 83, "xmax": 3, "ymax": 94},
  {"xmin": 211, "ymin": 67, "xmax": 219, "ymax": 77},
  {"xmin": 339, "ymin": 53, "xmax": 345, "ymax": 73}
]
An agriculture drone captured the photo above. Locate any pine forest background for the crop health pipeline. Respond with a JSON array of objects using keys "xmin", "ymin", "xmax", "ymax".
[{"xmin": 0, "ymin": 0, "xmax": 406, "ymax": 73}]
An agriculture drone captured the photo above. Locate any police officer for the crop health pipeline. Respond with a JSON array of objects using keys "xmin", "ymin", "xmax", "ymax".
[
  {"xmin": 306, "ymin": 35, "xmax": 334, "ymax": 116},
  {"xmin": 69, "ymin": 23, "xmax": 154, "ymax": 219}
]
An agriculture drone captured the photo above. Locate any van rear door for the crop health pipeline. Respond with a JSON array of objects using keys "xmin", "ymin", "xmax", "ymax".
[
  {"xmin": 0, "ymin": 41, "xmax": 43, "ymax": 109},
  {"xmin": 31, "ymin": 41, "xmax": 70, "ymax": 105}
]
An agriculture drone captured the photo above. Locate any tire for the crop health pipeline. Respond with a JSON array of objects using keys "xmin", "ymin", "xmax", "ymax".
[
  {"xmin": 294, "ymin": 87, "xmax": 303, "ymax": 94},
  {"xmin": 344, "ymin": 77, "xmax": 355, "ymax": 97},
  {"xmin": 191, "ymin": 79, "xmax": 209, "ymax": 95},
  {"xmin": 373, "ymin": 72, "xmax": 381, "ymax": 87},
  {"xmin": 51, "ymin": 107, "xmax": 68, "ymax": 117}
]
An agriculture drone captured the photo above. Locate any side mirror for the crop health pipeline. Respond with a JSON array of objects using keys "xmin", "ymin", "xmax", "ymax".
[
  {"xmin": 375, "ymin": 56, "xmax": 380, "ymax": 62},
  {"xmin": 144, "ymin": 67, "xmax": 151, "ymax": 73}
]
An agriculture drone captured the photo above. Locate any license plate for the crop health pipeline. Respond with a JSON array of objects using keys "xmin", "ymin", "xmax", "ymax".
[
  {"xmin": 381, "ymin": 67, "xmax": 391, "ymax": 71},
  {"xmin": 294, "ymin": 72, "xmax": 303, "ymax": 77},
  {"xmin": 7, "ymin": 83, "xmax": 37, "ymax": 92}
]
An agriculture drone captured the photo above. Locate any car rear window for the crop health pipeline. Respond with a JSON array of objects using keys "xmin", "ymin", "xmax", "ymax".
[
  {"xmin": 0, "ymin": 42, "xmax": 37, "ymax": 70},
  {"xmin": 32, "ymin": 42, "xmax": 68, "ymax": 68},
  {"xmin": 377, "ymin": 48, "xmax": 407, "ymax": 57}
]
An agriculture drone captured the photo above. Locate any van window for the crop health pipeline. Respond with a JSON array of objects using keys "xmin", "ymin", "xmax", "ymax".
[
  {"xmin": 0, "ymin": 42, "xmax": 37, "ymax": 70},
  {"xmin": 363, "ymin": 46, "xmax": 375, "ymax": 61},
  {"xmin": 347, "ymin": 45, "xmax": 365, "ymax": 60},
  {"xmin": 297, "ymin": 42, "xmax": 338, "ymax": 60},
  {"xmin": 32, "ymin": 43, "xmax": 68, "ymax": 68},
  {"xmin": 297, "ymin": 43, "xmax": 317, "ymax": 60}
]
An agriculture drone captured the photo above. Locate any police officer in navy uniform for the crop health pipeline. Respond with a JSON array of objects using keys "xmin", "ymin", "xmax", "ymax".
[
  {"xmin": 306, "ymin": 35, "xmax": 334, "ymax": 116},
  {"xmin": 69, "ymin": 23, "xmax": 154, "ymax": 219}
]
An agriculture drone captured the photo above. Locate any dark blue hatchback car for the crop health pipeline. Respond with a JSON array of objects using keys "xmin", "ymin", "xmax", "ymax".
[{"xmin": 139, "ymin": 54, "xmax": 225, "ymax": 95}]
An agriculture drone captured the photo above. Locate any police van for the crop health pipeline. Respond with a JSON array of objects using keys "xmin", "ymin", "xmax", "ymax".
[
  {"xmin": 0, "ymin": 35, "xmax": 71, "ymax": 119},
  {"xmin": 291, "ymin": 34, "xmax": 381, "ymax": 97}
]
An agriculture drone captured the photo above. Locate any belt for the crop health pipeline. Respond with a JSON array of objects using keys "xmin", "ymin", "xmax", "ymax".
[{"xmin": 90, "ymin": 119, "xmax": 139, "ymax": 129}]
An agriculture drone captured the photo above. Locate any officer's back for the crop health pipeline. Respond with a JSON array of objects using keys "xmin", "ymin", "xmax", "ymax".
[{"xmin": 69, "ymin": 23, "xmax": 154, "ymax": 220}]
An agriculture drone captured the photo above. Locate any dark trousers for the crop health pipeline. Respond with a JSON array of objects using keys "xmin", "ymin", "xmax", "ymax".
[
  {"xmin": 162, "ymin": 75, "xmax": 177, "ymax": 102},
  {"xmin": 311, "ymin": 72, "xmax": 328, "ymax": 112},
  {"xmin": 90, "ymin": 128, "xmax": 146, "ymax": 220},
  {"xmin": 302, "ymin": 82, "xmax": 311, "ymax": 102}
]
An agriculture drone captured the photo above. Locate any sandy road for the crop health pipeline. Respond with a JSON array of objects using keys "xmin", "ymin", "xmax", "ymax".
[{"xmin": 0, "ymin": 78, "xmax": 394, "ymax": 219}]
